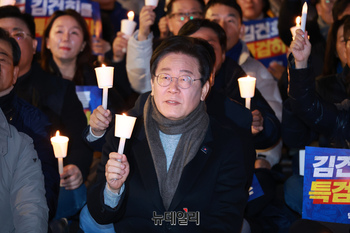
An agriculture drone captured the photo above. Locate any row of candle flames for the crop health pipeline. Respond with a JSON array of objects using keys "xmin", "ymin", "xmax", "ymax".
[
  {"xmin": 51, "ymin": 2, "xmax": 309, "ymax": 174},
  {"xmin": 51, "ymin": 67, "xmax": 255, "ymax": 174}
]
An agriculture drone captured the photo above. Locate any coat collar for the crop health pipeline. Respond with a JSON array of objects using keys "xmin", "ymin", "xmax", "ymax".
[{"xmin": 131, "ymin": 122, "xmax": 214, "ymax": 211}]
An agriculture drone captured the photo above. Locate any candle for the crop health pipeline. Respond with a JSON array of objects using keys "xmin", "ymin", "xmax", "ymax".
[
  {"xmin": 145, "ymin": 0, "xmax": 159, "ymax": 6},
  {"xmin": 115, "ymin": 113, "xmax": 137, "ymax": 155},
  {"xmin": 238, "ymin": 76, "xmax": 256, "ymax": 110},
  {"xmin": 121, "ymin": 11, "xmax": 137, "ymax": 38},
  {"xmin": 95, "ymin": 64, "xmax": 114, "ymax": 109},
  {"xmin": 50, "ymin": 131, "xmax": 69, "ymax": 175},
  {"xmin": 301, "ymin": 2, "xmax": 308, "ymax": 32},
  {"xmin": 290, "ymin": 16, "xmax": 301, "ymax": 39},
  {"xmin": 0, "ymin": 0, "xmax": 15, "ymax": 6}
]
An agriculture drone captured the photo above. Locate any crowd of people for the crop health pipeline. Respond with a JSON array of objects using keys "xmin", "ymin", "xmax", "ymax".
[{"xmin": 1, "ymin": 0, "xmax": 350, "ymax": 232}]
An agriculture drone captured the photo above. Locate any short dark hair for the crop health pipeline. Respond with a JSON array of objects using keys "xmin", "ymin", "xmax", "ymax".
[
  {"xmin": 205, "ymin": 0, "xmax": 243, "ymax": 22},
  {"xmin": 332, "ymin": 0, "xmax": 350, "ymax": 22},
  {"xmin": 150, "ymin": 36, "xmax": 215, "ymax": 86},
  {"xmin": 0, "ymin": 5, "xmax": 35, "ymax": 38},
  {"xmin": 0, "ymin": 27, "xmax": 21, "ymax": 66},
  {"xmin": 178, "ymin": 18, "xmax": 227, "ymax": 52},
  {"xmin": 166, "ymin": 0, "xmax": 205, "ymax": 15}
]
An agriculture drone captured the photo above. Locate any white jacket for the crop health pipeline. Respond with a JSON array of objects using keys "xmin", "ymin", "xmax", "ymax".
[{"xmin": 0, "ymin": 108, "xmax": 48, "ymax": 232}]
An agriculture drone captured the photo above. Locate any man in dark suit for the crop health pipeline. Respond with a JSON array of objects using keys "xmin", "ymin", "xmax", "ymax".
[{"xmin": 86, "ymin": 36, "xmax": 249, "ymax": 232}]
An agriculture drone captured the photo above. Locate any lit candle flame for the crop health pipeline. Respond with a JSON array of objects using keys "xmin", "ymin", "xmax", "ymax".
[
  {"xmin": 55, "ymin": 130, "xmax": 60, "ymax": 137},
  {"xmin": 296, "ymin": 16, "xmax": 301, "ymax": 26},
  {"xmin": 123, "ymin": 113, "xmax": 126, "ymax": 116},
  {"xmin": 127, "ymin": 11, "xmax": 134, "ymax": 21},
  {"xmin": 102, "ymin": 64, "xmax": 106, "ymax": 68}
]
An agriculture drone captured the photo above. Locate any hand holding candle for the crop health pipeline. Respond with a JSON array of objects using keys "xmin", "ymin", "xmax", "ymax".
[
  {"xmin": 51, "ymin": 131, "xmax": 69, "ymax": 175},
  {"xmin": 238, "ymin": 76, "xmax": 256, "ymax": 109},
  {"xmin": 95, "ymin": 64, "xmax": 114, "ymax": 109},
  {"xmin": 115, "ymin": 113, "xmax": 137, "ymax": 155},
  {"xmin": 121, "ymin": 11, "xmax": 137, "ymax": 39},
  {"xmin": 301, "ymin": 2, "xmax": 308, "ymax": 32}
]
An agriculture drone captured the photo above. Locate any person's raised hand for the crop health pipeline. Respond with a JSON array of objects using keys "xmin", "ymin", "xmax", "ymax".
[
  {"xmin": 138, "ymin": 5, "xmax": 156, "ymax": 41},
  {"xmin": 290, "ymin": 29, "xmax": 311, "ymax": 69},
  {"xmin": 251, "ymin": 109, "xmax": 264, "ymax": 135},
  {"xmin": 112, "ymin": 31, "xmax": 129, "ymax": 62},
  {"xmin": 105, "ymin": 152, "xmax": 129, "ymax": 193},
  {"xmin": 158, "ymin": 16, "xmax": 170, "ymax": 39},
  {"xmin": 92, "ymin": 37, "xmax": 111, "ymax": 55},
  {"xmin": 89, "ymin": 105, "xmax": 112, "ymax": 136},
  {"xmin": 60, "ymin": 164, "xmax": 83, "ymax": 190}
]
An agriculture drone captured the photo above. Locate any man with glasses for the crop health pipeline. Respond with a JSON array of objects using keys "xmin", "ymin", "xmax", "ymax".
[
  {"xmin": 0, "ymin": 5, "xmax": 93, "ymax": 225},
  {"xmin": 126, "ymin": 0, "xmax": 205, "ymax": 94},
  {"xmin": 155, "ymin": 73, "xmax": 202, "ymax": 89},
  {"xmin": 0, "ymin": 27, "xmax": 49, "ymax": 232},
  {"xmin": 205, "ymin": 0, "xmax": 282, "ymax": 170}
]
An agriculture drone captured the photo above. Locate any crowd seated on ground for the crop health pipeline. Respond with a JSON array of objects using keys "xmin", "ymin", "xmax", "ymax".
[{"xmin": 1, "ymin": 0, "xmax": 350, "ymax": 232}]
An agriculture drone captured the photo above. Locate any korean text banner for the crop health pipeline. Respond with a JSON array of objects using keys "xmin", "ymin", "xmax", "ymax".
[
  {"xmin": 25, "ymin": 0, "xmax": 101, "ymax": 51},
  {"xmin": 242, "ymin": 17, "xmax": 287, "ymax": 68},
  {"xmin": 302, "ymin": 146, "xmax": 350, "ymax": 224}
]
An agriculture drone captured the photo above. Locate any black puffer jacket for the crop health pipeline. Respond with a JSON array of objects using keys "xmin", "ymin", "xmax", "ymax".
[{"xmin": 287, "ymin": 57, "xmax": 350, "ymax": 148}]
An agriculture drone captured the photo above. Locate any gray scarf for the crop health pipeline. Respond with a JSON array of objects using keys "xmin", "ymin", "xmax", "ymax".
[{"xmin": 144, "ymin": 95, "xmax": 209, "ymax": 210}]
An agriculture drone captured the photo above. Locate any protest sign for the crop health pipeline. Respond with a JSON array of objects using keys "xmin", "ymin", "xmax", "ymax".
[
  {"xmin": 25, "ymin": 0, "xmax": 101, "ymax": 51},
  {"xmin": 303, "ymin": 146, "xmax": 350, "ymax": 224},
  {"xmin": 242, "ymin": 17, "xmax": 288, "ymax": 69}
]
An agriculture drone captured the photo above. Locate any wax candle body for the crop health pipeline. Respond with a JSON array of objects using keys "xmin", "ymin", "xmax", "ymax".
[
  {"xmin": 121, "ymin": 19, "xmax": 137, "ymax": 37},
  {"xmin": 118, "ymin": 138, "xmax": 126, "ymax": 155},
  {"xmin": 238, "ymin": 76, "xmax": 256, "ymax": 109},
  {"xmin": 115, "ymin": 114, "xmax": 137, "ymax": 154},
  {"xmin": 95, "ymin": 65, "xmax": 114, "ymax": 88},
  {"xmin": 115, "ymin": 114, "xmax": 137, "ymax": 139},
  {"xmin": 51, "ymin": 134, "xmax": 69, "ymax": 158},
  {"xmin": 95, "ymin": 65, "xmax": 114, "ymax": 109},
  {"xmin": 51, "ymin": 131, "xmax": 69, "ymax": 175},
  {"xmin": 301, "ymin": 2, "xmax": 308, "ymax": 32},
  {"xmin": 145, "ymin": 0, "xmax": 158, "ymax": 6},
  {"xmin": 0, "ymin": 0, "xmax": 15, "ymax": 6},
  {"xmin": 238, "ymin": 76, "xmax": 256, "ymax": 98}
]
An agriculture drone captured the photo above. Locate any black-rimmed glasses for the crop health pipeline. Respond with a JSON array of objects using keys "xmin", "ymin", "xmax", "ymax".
[{"xmin": 169, "ymin": 11, "xmax": 202, "ymax": 22}]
